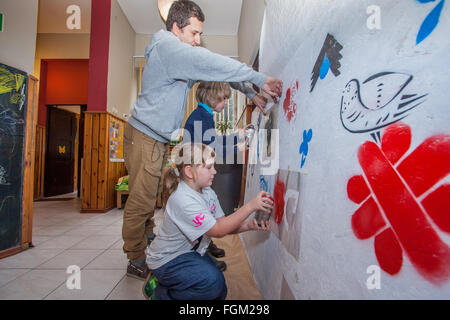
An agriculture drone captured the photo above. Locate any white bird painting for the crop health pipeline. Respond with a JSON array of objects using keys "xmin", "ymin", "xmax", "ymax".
[{"xmin": 340, "ymin": 72, "xmax": 428, "ymax": 142}]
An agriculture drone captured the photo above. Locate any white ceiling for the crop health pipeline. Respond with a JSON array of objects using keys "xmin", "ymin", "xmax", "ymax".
[
  {"xmin": 37, "ymin": 0, "xmax": 244, "ymax": 36},
  {"xmin": 117, "ymin": 0, "xmax": 243, "ymax": 35}
]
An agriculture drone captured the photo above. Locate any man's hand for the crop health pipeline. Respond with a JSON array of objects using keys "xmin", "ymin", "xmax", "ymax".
[
  {"xmin": 261, "ymin": 76, "xmax": 283, "ymax": 102},
  {"xmin": 252, "ymin": 93, "xmax": 268, "ymax": 115}
]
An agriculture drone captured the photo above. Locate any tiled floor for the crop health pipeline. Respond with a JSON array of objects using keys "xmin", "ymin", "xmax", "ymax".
[{"xmin": 0, "ymin": 196, "xmax": 262, "ymax": 300}]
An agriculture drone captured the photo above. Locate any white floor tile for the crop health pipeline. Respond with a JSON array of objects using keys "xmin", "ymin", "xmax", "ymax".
[
  {"xmin": 35, "ymin": 235, "xmax": 87, "ymax": 249},
  {"xmin": 96, "ymin": 225, "xmax": 122, "ymax": 236},
  {"xmin": 0, "ymin": 269, "xmax": 31, "ymax": 288},
  {"xmin": 106, "ymin": 275, "xmax": 146, "ymax": 300},
  {"xmin": 32, "ymin": 225, "xmax": 73, "ymax": 236},
  {"xmin": 84, "ymin": 250, "xmax": 127, "ymax": 270},
  {"xmin": 0, "ymin": 248, "xmax": 64, "ymax": 269},
  {"xmin": 44, "ymin": 269, "xmax": 125, "ymax": 300},
  {"xmin": 110, "ymin": 239, "xmax": 124, "ymax": 250},
  {"xmin": 70, "ymin": 235, "xmax": 121, "ymax": 250},
  {"xmin": 37, "ymin": 249, "xmax": 104, "ymax": 269},
  {"xmin": 31, "ymin": 236, "xmax": 53, "ymax": 246},
  {"xmin": 64, "ymin": 225, "xmax": 107, "ymax": 236},
  {"xmin": 0, "ymin": 269, "xmax": 66, "ymax": 300}
]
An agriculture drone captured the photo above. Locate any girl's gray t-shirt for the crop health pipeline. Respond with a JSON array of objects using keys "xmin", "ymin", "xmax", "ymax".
[{"xmin": 146, "ymin": 181, "xmax": 225, "ymax": 270}]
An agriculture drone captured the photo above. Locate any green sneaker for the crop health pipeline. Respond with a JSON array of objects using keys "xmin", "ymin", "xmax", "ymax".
[{"xmin": 142, "ymin": 272, "xmax": 159, "ymax": 300}]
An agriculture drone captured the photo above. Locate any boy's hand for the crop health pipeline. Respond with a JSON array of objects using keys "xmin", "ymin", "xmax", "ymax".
[
  {"xmin": 262, "ymin": 77, "xmax": 283, "ymax": 102},
  {"xmin": 237, "ymin": 141, "xmax": 248, "ymax": 152},
  {"xmin": 247, "ymin": 218, "xmax": 271, "ymax": 231},
  {"xmin": 250, "ymin": 191, "xmax": 273, "ymax": 213}
]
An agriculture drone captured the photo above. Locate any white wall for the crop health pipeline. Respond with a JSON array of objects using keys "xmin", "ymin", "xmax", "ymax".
[
  {"xmin": 107, "ymin": 0, "xmax": 136, "ymax": 119},
  {"xmin": 242, "ymin": 0, "xmax": 450, "ymax": 299},
  {"xmin": 237, "ymin": 0, "xmax": 266, "ymax": 65},
  {"xmin": 0, "ymin": 0, "xmax": 38, "ymax": 74}
]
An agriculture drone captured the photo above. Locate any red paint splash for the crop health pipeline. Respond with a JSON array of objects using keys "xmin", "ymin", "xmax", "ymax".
[
  {"xmin": 347, "ymin": 122, "xmax": 450, "ymax": 284},
  {"xmin": 273, "ymin": 180, "xmax": 285, "ymax": 225},
  {"xmin": 283, "ymin": 80, "xmax": 298, "ymax": 122}
]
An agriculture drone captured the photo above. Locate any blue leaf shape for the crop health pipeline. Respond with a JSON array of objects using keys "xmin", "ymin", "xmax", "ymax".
[
  {"xmin": 416, "ymin": 0, "xmax": 445, "ymax": 44},
  {"xmin": 416, "ymin": 0, "xmax": 436, "ymax": 3}
]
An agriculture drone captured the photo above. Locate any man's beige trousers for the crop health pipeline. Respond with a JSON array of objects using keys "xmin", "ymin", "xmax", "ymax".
[{"xmin": 122, "ymin": 124, "xmax": 169, "ymax": 262}]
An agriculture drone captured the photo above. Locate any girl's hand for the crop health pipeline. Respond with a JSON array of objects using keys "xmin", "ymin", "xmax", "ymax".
[
  {"xmin": 247, "ymin": 218, "xmax": 271, "ymax": 231},
  {"xmin": 250, "ymin": 191, "xmax": 273, "ymax": 213}
]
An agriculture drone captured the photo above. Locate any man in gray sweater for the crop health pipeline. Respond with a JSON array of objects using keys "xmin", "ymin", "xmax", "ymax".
[{"xmin": 123, "ymin": 0, "xmax": 283, "ymax": 279}]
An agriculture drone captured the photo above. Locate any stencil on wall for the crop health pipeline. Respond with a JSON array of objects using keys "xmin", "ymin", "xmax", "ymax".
[
  {"xmin": 416, "ymin": 0, "xmax": 445, "ymax": 45},
  {"xmin": 347, "ymin": 122, "xmax": 450, "ymax": 284},
  {"xmin": 271, "ymin": 170, "xmax": 302, "ymax": 260},
  {"xmin": 264, "ymin": 110, "xmax": 275, "ymax": 157},
  {"xmin": 282, "ymin": 80, "xmax": 299, "ymax": 123},
  {"xmin": 340, "ymin": 72, "xmax": 428, "ymax": 142},
  {"xmin": 310, "ymin": 34, "xmax": 343, "ymax": 92}
]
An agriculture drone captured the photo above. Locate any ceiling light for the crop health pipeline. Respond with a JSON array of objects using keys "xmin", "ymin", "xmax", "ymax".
[{"xmin": 158, "ymin": 0, "xmax": 175, "ymax": 22}]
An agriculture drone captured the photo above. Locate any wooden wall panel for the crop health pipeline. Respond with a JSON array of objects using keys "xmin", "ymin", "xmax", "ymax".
[
  {"xmin": 81, "ymin": 112, "xmax": 126, "ymax": 213},
  {"xmin": 33, "ymin": 125, "xmax": 46, "ymax": 199}
]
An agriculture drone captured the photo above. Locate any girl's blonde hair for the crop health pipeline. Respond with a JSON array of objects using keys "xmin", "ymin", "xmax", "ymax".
[
  {"xmin": 162, "ymin": 143, "xmax": 215, "ymax": 208},
  {"xmin": 195, "ymin": 81, "xmax": 231, "ymax": 108}
]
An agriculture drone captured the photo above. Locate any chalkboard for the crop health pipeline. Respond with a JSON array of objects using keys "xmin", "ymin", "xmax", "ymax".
[{"xmin": 0, "ymin": 63, "xmax": 27, "ymax": 252}]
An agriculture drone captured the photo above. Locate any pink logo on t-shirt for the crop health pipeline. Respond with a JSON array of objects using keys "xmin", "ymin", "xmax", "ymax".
[
  {"xmin": 210, "ymin": 204, "xmax": 216, "ymax": 216},
  {"xmin": 193, "ymin": 213, "xmax": 205, "ymax": 228}
]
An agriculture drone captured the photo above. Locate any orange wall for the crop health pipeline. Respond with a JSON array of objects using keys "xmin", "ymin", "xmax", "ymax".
[
  {"xmin": 46, "ymin": 59, "xmax": 89, "ymax": 105},
  {"xmin": 37, "ymin": 59, "xmax": 89, "ymax": 126}
]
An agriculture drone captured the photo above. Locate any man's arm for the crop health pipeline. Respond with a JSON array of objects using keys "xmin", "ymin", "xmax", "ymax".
[
  {"xmin": 158, "ymin": 39, "xmax": 282, "ymax": 98},
  {"xmin": 229, "ymin": 83, "xmax": 269, "ymax": 115}
]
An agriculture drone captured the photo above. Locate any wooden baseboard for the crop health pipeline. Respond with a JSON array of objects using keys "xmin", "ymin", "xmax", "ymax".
[{"xmin": 0, "ymin": 246, "xmax": 24, "ymax": 259}]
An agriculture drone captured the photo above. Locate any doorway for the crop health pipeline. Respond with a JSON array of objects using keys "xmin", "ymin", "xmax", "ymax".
[{"xmin": 44, "ymin": 106, "xmax": 79, "ymax": 197}]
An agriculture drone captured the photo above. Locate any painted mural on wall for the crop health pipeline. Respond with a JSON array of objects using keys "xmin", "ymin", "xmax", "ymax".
[
  {"xmin": 243, "ymin": 0, "xmax": 450, "ymax": 299},
  {"xmin": 416, "ymin": 0, "xmax": 445, "ymax": 45},
  {"xmin": 340, "ymin": 72, "xmax": 428, "ymax": 142},
  {"xmin": 310, "ymin": 34, "xmax": 343, "ymax": 92},
  {"xmin": 347, "ymin": 122, "xmax": 450, "ymax": 284},
  {"xmin": 0, "ymin": 63, "xmax": 27, "ymax": 252},
  {"xmin": 283, "ymin": 80, "xmax": 299, "ymax": 123}
]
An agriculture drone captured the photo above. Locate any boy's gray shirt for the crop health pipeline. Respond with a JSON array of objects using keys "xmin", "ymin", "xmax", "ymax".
[
  {"xmin": 128, "ymin": 29, "xmax": 267, "ymax": 143},
  {"xmin": 146, "ymin": 181, "xmax": 225, "ymax": 270}
]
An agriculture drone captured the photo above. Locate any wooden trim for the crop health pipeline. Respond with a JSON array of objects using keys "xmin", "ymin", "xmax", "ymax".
[
  {"xmin": 97, "ymin": 113, "xmax": 108, "ymax": 209},
  {"xmin": 22, "ymin": 76, "xmax": 39, "ymax": 247},
  {"xmin": 0, "ymin": 247, "xmax": 24, "ymax": 260},
  {"xmin": 90, "ymin": 113, "xmax": 100, "ymax": 209},
  {"xmin": 84, "ymin": 110, "xmax": 109, "ymax": 114}
]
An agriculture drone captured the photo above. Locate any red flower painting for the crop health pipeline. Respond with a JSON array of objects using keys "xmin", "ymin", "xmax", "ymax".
[
  {"xmin": 282, "ymin": 80, "xmax": 298, "ymax": 123},
  {"xmin": 347, "ymin": 122, "xmax": 450, "ymax": 284}
]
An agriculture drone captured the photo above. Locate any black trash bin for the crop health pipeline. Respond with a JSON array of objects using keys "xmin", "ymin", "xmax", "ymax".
[{"xmin": 211, "ymin": 164, "xmax": 243, "ymax": 216}]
